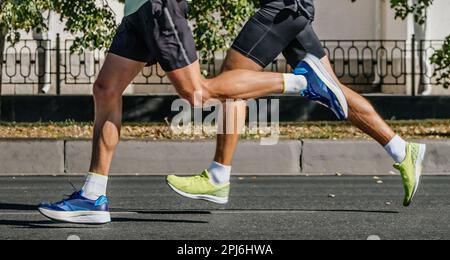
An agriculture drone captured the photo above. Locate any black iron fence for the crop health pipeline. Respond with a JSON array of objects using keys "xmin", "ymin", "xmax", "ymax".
[
  {"xmin": 0, "ymin": 34, "xmax": 445, "ymax": 95},
  {"xmin": 419, "ymin": 39, "xmax": 445, "ymax": 86}
]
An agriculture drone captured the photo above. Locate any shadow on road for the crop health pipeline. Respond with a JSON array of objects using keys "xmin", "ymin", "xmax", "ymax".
[
  {"xmin": 111, "ymin": 217, "xmax": 208, "ymax": 224},
  {"xmin": 112, "ymin": 209, "xmax": 213, "ymax": 215},
  {"xmin": 127, "ymin": 209, "xmax": 399, "ymax": 214},
  {"xmin": 0, "ymin": 203, "xmax": 399, "ymax": 215},
  {"xmin": 0, "ymin": 203, "xmax": 37, "ymax": 211},
  {"xmin": 0, "ymin": 217, "xmax": 208, "ymax": 229},
  {"xmin": 0, "ymin": 220, "xmax": 106, "ymax": 229},
  {"xmin": 295, "ymin": 209, "xmax": 399, "ymax": 214}
]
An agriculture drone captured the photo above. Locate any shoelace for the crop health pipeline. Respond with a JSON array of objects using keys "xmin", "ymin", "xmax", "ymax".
[
  {"xmin": 183, "ymin": 172, "xmax": 209, "ymax": 186},
  {"xmin": 302, "ymin": 87, "xmax": 323, "ymax": 100},
  {"xmin": 302, "ymin": 88, "xmax": 330, "ymax": 109},
  {"xmin": 55, "ymin": 177, "xmax": 81, "ymax": 203},
  {"xmin": 55, "ymin": 190, "xmax": 82, "ymax": 205},
  {"xmin": 411, "ymin": 145, "xmax": 418, "ymax": 162},
  {"xmin": 188, "ymin": 173, "xmax": 207, "ymax": 183}
]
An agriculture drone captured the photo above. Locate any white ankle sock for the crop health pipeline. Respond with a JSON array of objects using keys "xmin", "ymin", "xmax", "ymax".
[
  {"xmin": 81, "ymin": 172, "xmax": 108, "ymax": 200},
  {"xmin": 208, "ymin": 161, "xmax": 231, "ymax": 185},
  {"xmin": 384, "ymin": 135, "xmax": 407, "ymax": 163},
  {"xmin": 283, "ymin": 74, "xmax": 307, "ymax": 94}
]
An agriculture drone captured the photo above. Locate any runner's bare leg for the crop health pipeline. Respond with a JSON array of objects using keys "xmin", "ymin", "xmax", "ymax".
[
  {"xmin": 210, "ymin": 50, "xmax": 397, "ymax": 171},
  {"xmin": 89, "ymin": 54, "xmax": 146, "ymax": 176}
]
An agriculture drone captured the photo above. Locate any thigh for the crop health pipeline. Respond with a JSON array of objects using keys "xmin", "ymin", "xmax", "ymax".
[
  {"xmin": 221, "ymin": 49, "xmax": 264, "ymax": 73},
  {"xmin": 282, "ymin": 22, "xmax": 326, "ymax": 67},
  {"xmin": 145, "ymin": 0, "xmax": 198, "ymax": 72},
  {"xmin": 231, "ymin": 1, "xmax": 310, "ymax": 68},
  {"xmin": 166, "ymin": 61, "xmax": 204, "ymax": 105},
  {"xmin": 96, "ymin": 54, "xmax": 146, "ymax": 92},
  {"xmin": 109, "ymin": 10, "xmax": 157, "ymax": 66}
]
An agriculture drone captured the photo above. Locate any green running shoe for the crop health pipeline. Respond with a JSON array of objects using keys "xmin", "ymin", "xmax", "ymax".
[
  {"xmin": 394, "ymin": 143, "xmax": 427, "ymax": 207},
  {"xmin": 167, "ymin": 170, "xmax": 230, "ymax": 204}
]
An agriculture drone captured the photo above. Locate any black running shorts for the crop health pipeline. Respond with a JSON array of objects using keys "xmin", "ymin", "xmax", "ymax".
[
  {"xmin": 109, "ymin": 0, "xmax": 198, "ymax": 72},
  {"xmin": 232, "ymin": 0, "xmax": 326, "ymax": 68}
]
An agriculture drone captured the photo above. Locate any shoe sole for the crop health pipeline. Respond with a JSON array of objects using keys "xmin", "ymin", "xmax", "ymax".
[
  {"xmin": 303, "ymin": 54, "xmax": 349, "ymax": 119},
  {"xmin": 405, "ymin": 144, "xmax": 427, "ymax": 207},
  {"xmin": 38, "ymin": 208, "xmax": 111, "ymax": 224},
  {"xmin": 167, "ymin": 182, "xmax": 229, "ymax": 205}
]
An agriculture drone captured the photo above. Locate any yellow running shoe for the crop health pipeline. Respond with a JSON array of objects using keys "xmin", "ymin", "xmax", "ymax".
[
  {"xmin": 167, "ymin": 170, "xmax": 230, "ymax": 204},
  {"xmin": 394, "ymin": 143, "xmax": 427, "ymax": 207}
]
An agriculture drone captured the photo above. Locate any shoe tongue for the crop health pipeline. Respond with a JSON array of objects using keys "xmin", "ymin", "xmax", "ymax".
[
  {"xmin": 71, "ymin": 190, "xmax": 83, "ymax": 198},
  {"xmin": 201, "ymin": 170, "xmax": 210, "ymax": 179},
  {"xmin": 60, "ymin": 190, "xmax": 83, "ymax": 203}
]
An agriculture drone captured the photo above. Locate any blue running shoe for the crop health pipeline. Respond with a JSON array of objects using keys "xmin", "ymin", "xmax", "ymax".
[
  {"xmin": 294, "ymin": 54, "xmax": 348, "ymax": 120},
  {"xmin": 38, "ymin": 191, "xmax": 111, "ymax": 224}
]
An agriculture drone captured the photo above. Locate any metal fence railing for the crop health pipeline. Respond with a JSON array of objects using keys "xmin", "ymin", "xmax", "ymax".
[
  {"xmin": 419, "ymin": 40, "xmax": 444, "ymax": 86},
  {"xmin": 0, "ymin": 34, "xmax": 445, "ymax": 95}
]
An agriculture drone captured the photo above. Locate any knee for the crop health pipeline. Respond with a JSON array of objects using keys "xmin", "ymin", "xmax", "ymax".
[
  {"xmin": 221, "ymin": 61, "xmax": 235, "ymax": 73},
  {"xmin": 93, "ymin": 80, "xmax": 122, "ymax": 102},
  {"xmin": 199, "ymin": 80, "xmax": 214, "ymax": 103},
  {"xmin": 179, "ymin": 80, "xmax": 214, "ymax": 107}
]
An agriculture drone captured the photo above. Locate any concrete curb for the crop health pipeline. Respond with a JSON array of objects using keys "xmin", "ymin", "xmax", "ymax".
[
  {"xmin": 0, "ymin": 139, "xmax": 449, "ymax": 176},
  {"xmin": 302, "ymin": 140, "xmax": 450, "ymax": 175},
  {"xmin": 0, "ymin": 140, "xmax": 64, "ymax": 175},
  {"xmin": 65, "ymin": 140, "xmax": 301, "ymax": 175}
]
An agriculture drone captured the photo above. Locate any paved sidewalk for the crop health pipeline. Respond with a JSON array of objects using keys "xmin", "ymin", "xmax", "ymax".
[{"xmin": 0, "ymin": 176, "xmax": 449, "ymax": 240}]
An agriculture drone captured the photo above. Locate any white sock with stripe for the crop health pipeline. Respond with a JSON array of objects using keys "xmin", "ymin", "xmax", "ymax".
[
  {"xmin": 283, "ymin": 74, "xmax": 307, "ymax": 94},
  {"xmin": 208, "ymin": 161, "xmax": 231, "ymax": 185},
  {"xmin": 384, "ymin": 135, "xmax": 407, "ymax": 163},
  {"xmin": 81, "ymin": 172, "xmax": 108, "ymax": 200}
]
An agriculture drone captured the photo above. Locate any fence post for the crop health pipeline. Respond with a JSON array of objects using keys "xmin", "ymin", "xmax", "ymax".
[
  {"xmin": 419, "ymin": 39, "xmax": 424, "ymax": 90},
  {"xmin": 56, "ymin": 33, "xmax": 61, "ymax": 95},
  {"xmin": 411, "ymin": 34, "xmax": 416, "ymax": 96},
  {"xmin": 0, "ymin": 30, "xmax": 4, "ymax": 120},
  {"xmin": 0, "ymin": 30, "xmax": 5, "ymax": 97}
]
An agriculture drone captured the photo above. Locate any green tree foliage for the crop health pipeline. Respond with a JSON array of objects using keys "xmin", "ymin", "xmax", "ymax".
[
  {"xmin": 351, "ymin": 0, "xmax": 433, "ymax": 24},
  {"xmin": 0, "ymin": 0, "xmax": 121, "ymax": 89},
  {"xmin": 51, "ymin": 1, "xmax": 118, "ymax": 51},
  {"xmin": 0, "ymin": 0, "xmax": 119, "ymax": 51},
  {"xmin": 430, "ymin": 36, "xmax": 450, "ymax": 88},
  {"xmin": 188, "ymin": 0, "xmax": 259, "ymax": 63},
  {"xmin": 0, "ymin": 0, "xmax": 49, "ymax": 41},
  {"xmin": 389, "ymin": 0, "xmax": 433, "ymax": 25}
]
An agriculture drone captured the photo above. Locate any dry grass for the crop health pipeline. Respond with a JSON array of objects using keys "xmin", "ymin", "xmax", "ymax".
[{"xmin": 0, "ymin": 120, "xmax": 449, "ymax": 140}]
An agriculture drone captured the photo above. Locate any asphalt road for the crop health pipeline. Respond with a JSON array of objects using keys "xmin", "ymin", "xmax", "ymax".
[{"xmin": 0, "ymin": 176, "xmax": 449, "ymax": 240}]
